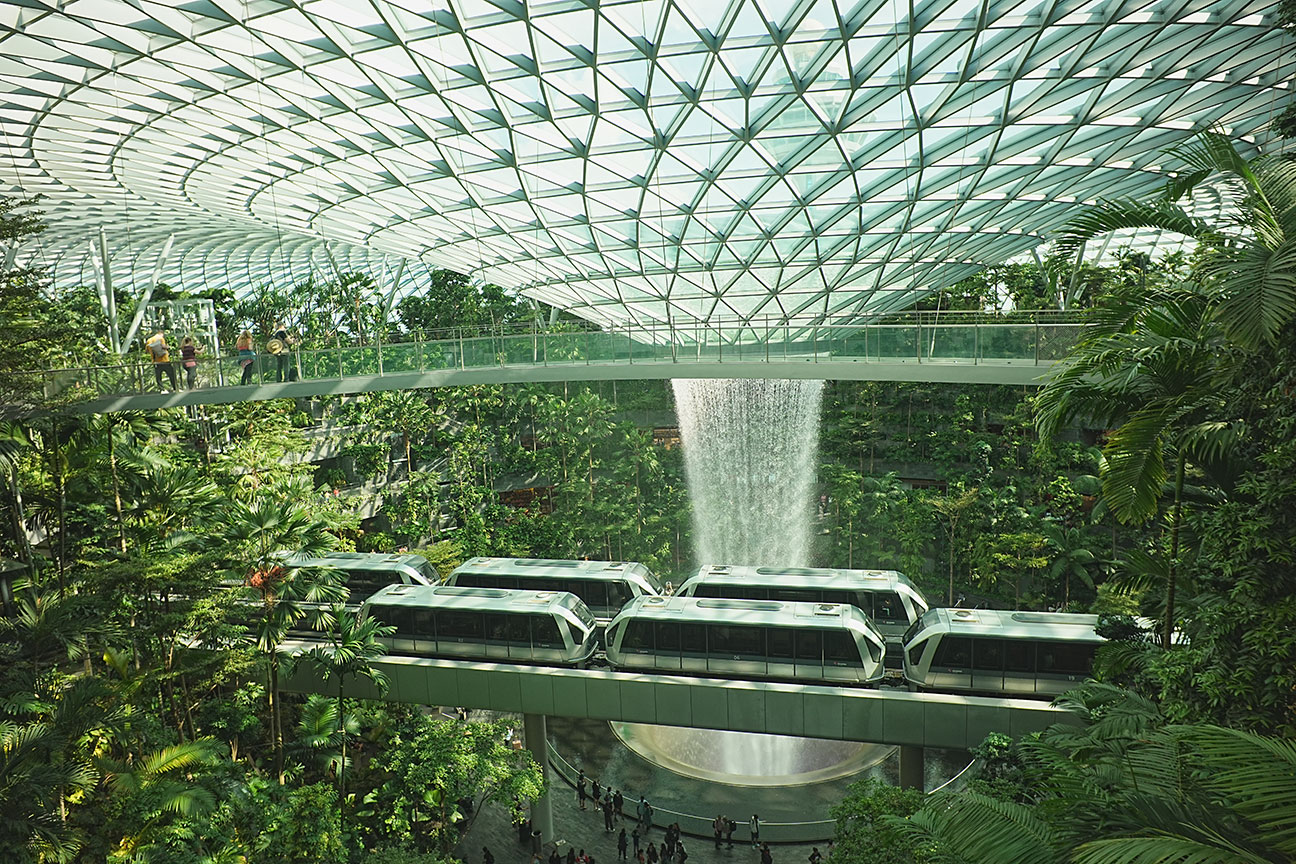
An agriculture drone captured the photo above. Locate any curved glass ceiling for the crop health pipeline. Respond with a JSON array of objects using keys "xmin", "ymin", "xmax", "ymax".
[{"xmin": 1, "ymin": 0, "xmax": 1292, "ymax": 326}]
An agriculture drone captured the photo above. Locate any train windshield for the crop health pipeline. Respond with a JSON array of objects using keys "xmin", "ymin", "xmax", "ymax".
[
  {"xmin": 902, "ymin": 617, "xmax": 926, "ymax": 645},
  {"xmin": 412, "ymin": 561, "xmax": 440, "ymax": 584},
  {"xmin": 567, "ymin": 598, "xmax": 597, "ymax": 631}
]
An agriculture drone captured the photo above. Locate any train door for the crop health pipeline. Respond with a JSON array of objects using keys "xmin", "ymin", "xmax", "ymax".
[
  {"xmin": 766, "ymin": 628, "xmax": 796, "ymax": 679},
  {"xmin": 435, "ymin": 610, "xmax": 486, "ymax": 659},
  {"xmin": 793, "ymin": 629, "xmax": 824, "ymax": 680},
  {"xmin": 483, "ymin": 612, "xmax": 512, "ymax": 660},
  {"xmin": 928, "ymin": 636, "xmax": 972, "ymax": 691},
  {"xmin": 970, "ymin": 638, "xmax": 1005, "ymax": 693},
  {"xmin": 652, "ymin": 622, "xmax": 681, "ymax": 671},
  {"xmin": 413, "ymin": 607, "xmax": 436, "ymax": 656},
  {"xmin": 503, "ymin": 613, "xmax": 532, "ymax": 662},
  {"xmin": 823, "ymin": 630, "xmax": 861, "ymax": 683},
  {"xmin": 1036, "ymin": 641, "xmax": 1096, "ymax": 696},
  {"xmin": 707, "ymin": 624, "xmax": 765, "ymax": 678},
  {"xmin": 617, "ymin": 619, "xmax": 654, "ymax": 670},
  {"xmin": 680, "ymin": 622, "xmax": 707, "ymax": 673},
  {"xmin": 1002, "ymin": 640, "xmax": 1037, "ymax": 695}
]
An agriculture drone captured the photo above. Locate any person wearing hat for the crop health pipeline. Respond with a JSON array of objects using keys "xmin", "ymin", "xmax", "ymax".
[{"xmin": 268, "ymin": 320, "xmax": 294, "ymax": 383}]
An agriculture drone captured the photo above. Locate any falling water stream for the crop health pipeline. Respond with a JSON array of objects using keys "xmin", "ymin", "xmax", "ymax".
[{"xmin": 614, "ymin": 378, "xmax": 890, "ymax": 784}]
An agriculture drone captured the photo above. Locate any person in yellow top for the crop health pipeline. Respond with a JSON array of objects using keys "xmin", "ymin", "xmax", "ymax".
[{"xmin": 144, "ymin": 330, "xmax": 178, "ymax": 391}]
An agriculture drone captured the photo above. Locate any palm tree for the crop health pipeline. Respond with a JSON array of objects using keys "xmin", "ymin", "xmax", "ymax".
[
  {"xmin": 296, "ymin": 604, "xmax": 393, "ymax": 800},
  {"xmin": 1041, "ymin": 523, "xmax": 1097, "ymax": 608},
  {"xmin": 97, "ymin": 739, "xmax": 224, "ymax": 859},
  {"xmin": 0, "ymin": 720, "xmax": 97, "ymax": 863},
  {"xmin": 891, "ymin": 683, "xmax": 1296, "ymax": 864},
  {"xmin": 209, "ymin": 494, "xmax": 342, "ymax": 781}
]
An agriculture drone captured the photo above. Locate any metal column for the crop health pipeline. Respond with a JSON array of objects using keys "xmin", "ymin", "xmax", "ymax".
[
  {"xmin": 523, "ymin": 713, "xmax": 555, "ymax": 842},
  {"xmin": 899, "ymin": 744, "xmax": 925, "ymax": 791}
]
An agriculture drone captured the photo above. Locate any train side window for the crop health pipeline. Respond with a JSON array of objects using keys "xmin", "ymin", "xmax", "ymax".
[
  {"xmin": 606, "ymin": 581, "xmax": 632, "ymax": 608},
  {"xmin": 414, "ymin": 608, "xmax": 435, "ymax": 639},
  {"xmin": 484, "ymin": 613, "xmax": 509, "ymax": 642},
  {"xmin": 907, "ymin": 639, "xmax": 929, "ymax": 667},
  {"xmin": 854, "ymin": 592, "xmax": 874, "ymax": 617},
  {"xmin": 874, "ymin": 592, "xmax": 904, "ymax": 623},
  {"xmin": 622, "ymin": 620, "xmax": 653, "ymax": 652},
  {"xmin": 504, "ymin": 614, "xmax": 530, "ymax": 643},
  {"xmin": 708, "ymin": 625, "xmax": 733, "ymax": 655},
  {"xmin": 932, "ymin": 636, "xmax": 971, "ymax": 668},
  {"xmin": 370, "ymin": 605, "xmax": 400, "ymax": 631},
  {"xmin": 580, "ymin": 581, "xmax": 608, "ymax": 609},
  {"xmin": 973, "ymin": 638, "xmax": 1004, "ymax": 671},
  {"xmin": 437, "ymin": 610, "xmax": 483, "ymax": 640},
  {"xmin": 654, "ymin": 622, "xmax": 680, "ymax": 653},
  {"xmin": 1004, "ymin": 640, "xmax": 1035, "ymax": 672},
  {"xmin": 697, "ymin": 584, "xmax": 724, "ymax": 598},
  {"xmin": 772, "ymin": 588, "xmax": 815, "ymax": 603},
  {"xmin": 728, "ymin": 626, "xmax": 764, "ymax": 658},
  {"xmin": 795, "ymin": 629, "xmax": 823, "ymax": 663},
  {"xmin": 519, "ymin": 577, "xmax": 549, "ymax": 592},
  {"xmin": 823, "ymin": 590, "xmax": 852, "ymax": 606},
  {"xmin": 346, "ymin": 574, "xmax": 389, "ymax": 600},
  {"xmin": 456, "ymin": 573, "xmax": 485, "ymax": 587},
  {"xmin": 533, "ymin": 617, "xmax": 562, "ymax": 648},
  {"xmin": 824, "ymin": 631, "xmax": 856, "ymax": 664},
  {"xmin": 744, "ymin": 587, "xmax": 769, "ymax": 601},
  {"xmin": 1040, "ymin": 641, "xmax": 1093, "ymax": 675},
  {"xmin": 681, "ymin": 623, "xmax": 706, "ymax": 654},
  {"xmin": 767, "ymin": 629, "xmax": 794, "ymax": 660}
]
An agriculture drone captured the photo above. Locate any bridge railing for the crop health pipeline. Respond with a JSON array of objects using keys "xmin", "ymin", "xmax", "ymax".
[{"xmin": 22, "ymin": 311, "xmax": 1087, "ymax": 403}]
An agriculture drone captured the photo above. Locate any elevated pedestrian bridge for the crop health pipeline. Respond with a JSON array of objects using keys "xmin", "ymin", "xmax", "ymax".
[{"xmin": 32, "ymin": 313, "xmax": 1083, "ymax": 414}]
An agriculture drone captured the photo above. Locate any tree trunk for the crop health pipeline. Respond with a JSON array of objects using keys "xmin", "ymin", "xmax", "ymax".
[
  {"xmin": 108, "ymin": 428, "xmax": 126, "ymax": 553},
  {"xmin": 1164, "ymin": 452, "xmax": 1186, "ymax": 649},
  {"xmin": 270, "ymin": 654, "xmax": 284, "ymax": 782}
]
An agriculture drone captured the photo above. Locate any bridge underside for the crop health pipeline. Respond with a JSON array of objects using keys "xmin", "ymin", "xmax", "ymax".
[
  {"xmin": 279, "ymin": 648, "xmax": 1076, "ymax": 751},
  {"xmin": 70, "ymin": 358, "xmax": 1052, "ymax": 414}
]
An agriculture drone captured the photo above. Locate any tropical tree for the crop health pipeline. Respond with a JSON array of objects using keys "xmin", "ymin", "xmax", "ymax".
[
  {"xmin": 891, "ymin": 683, "xmax": 1296, "ymax": 864},
  {"xmin": 296, "ymin": 604, "xmax": 393, "ymax": 799},
  {"xmin": 1041, "ymin": 523, "xmax": 1097, "ymax": 608},
  {"xmin": 210, "ymin": 493, "xmax": 342, "ymax": 780},
  {"xmin": 931, "ymin": 485, "xmax": 981, "ymax": 605}
]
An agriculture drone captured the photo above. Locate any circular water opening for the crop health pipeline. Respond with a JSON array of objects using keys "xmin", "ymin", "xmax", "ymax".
[{"xmin": 612, "ymin": 722, "xmax": 895, "ymax": 787}]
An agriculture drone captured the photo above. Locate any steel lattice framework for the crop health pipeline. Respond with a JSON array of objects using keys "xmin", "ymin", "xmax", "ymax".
[{"xmin": 1, "ymin": 0, "xmax": 1293, "ymax": 326}]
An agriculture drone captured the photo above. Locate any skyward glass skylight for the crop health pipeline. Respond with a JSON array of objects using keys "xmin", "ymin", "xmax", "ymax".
[{"xmin": 1, "ymin": 0, "xmax": 1293, "ymax": 326}]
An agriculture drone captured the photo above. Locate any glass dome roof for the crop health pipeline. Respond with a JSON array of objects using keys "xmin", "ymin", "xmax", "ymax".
[{"xmin": 1, "ymin": 0, "xmax": 1292, "ymax": 325}]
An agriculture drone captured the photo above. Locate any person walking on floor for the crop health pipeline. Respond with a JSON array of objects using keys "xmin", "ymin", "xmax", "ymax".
[
  {"xmin": 637, "ymin": 796, "xmax": 653, "ymax": 833},
  {"xmin": 676, "ymin": 840, "xmax": 687, "ymax": 864},
  {"xmin": 618, "ymin": 828, "xmax": 628, "ymax": 860},
  {"xmin": 566, "ymin": 849, "xmax": 576, "ymax": 864},
  {"xmin": 482, "ymin": 848, "xmax": 494, "ymax": 864},
  {"xmin": 646, "ymin": 843, "xmax": 658, "ymax": 864},
  {"xmin": 604, "ymin": 797, "xmax": 615, "ymax": 832},
  {"xmin": 725, "ymin": 817, "xmax": 736, "ymax": 849},
  {"xmin": 658, "ymin": 841, "xmax": 669, "ymax": 864},
  {"xmin": 632, "ymin": 828, "xmax": 641, "ymax": 858},
  {"xmin": 713, "ymin": 815, "xmax": 725, "ymax": 849},
  {"xmin": 759, "ymin": 844, "xmax": 772, "ymax": 864},
  {"xmin": 614, "ymin": 788, "xmax": 625, "ymax": 821},
  {"xmin": 592, "ymin": 778, "xmax": 602, "ymax": 806},
  {"xmin": 578, "ymin": 775, "xmax": 588, "ymax": 810},
  {"xmin": 808, "ymin": 848, "xmax": 822, "ymax": 864},
  {"xmin": 749, "ymin": 814, "xmax": 761, "ymax": 849}
]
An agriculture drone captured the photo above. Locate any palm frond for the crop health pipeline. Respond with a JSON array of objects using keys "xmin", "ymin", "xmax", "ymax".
[
  {"xmin": 889, "ymin": 793, "xmax": 1062, "ymax": 864},
  {"xmin": 1072, "ymin": 836, "xmax": 1274, "ymax": 864},
  {"xmin": 1053, "ymin": 199, "xmax": 1211, "ymax": 261}
]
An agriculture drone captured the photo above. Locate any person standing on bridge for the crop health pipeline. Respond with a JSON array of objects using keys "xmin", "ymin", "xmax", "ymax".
[
  {"xmin": 236, "ymin": 330, "xmax": 256, "ymax": 385},
  {"xmin": 145, "ymin": 330, "xmax": 178, "ymax": 392},
  {"xmin": 180, "ymin": 335, "xmax": 201, "ymax": 389},
  {"xmin": 637, "ymin": 796, "xmax": 653, "ymax": 833}
]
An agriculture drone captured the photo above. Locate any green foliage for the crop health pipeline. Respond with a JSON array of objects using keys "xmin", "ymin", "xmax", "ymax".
[
  {"xmin": 829, "ymin": 777, "xmax": 929, "ymax": 864},
  {"xmin": 360, "ymin": 716, "xmax": 544, "ymax": 855},
  {"xmin": 226, "ymin": 778, "xmax": 347, "ymax": 864}
]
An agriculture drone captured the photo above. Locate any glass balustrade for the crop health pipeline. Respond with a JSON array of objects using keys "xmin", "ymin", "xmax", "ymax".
[{"xmin": 26, "ymin": 314, "xmax": 1084, "ymax": 403}]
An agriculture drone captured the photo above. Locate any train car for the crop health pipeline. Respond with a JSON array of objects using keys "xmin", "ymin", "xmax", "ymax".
[
  {"xmin": 604, "ymin": 596, "xmax": 886, "ymax": 684},
  {"xmin": 361, "ymin": 584, "xmax": 598, "ymax": 666},
  {"xmin": 448, "ymin": 557, "xmax": 663, "ymax": 623},
  {"xmin": 676, "ymin": 564, "xmax": 928, "ymax": 641},
  {"xmin": 902, "ymin": 608, "xmax": 1105, "ymax": 697},
  {"xmin": 285, "ymin": 551, "xmax": 438, "ymax": 600}
]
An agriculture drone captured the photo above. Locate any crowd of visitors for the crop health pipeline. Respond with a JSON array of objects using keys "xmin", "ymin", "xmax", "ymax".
[{"xmin": 140, "ymin": 321, "xmax": 296, "ymax": 392}]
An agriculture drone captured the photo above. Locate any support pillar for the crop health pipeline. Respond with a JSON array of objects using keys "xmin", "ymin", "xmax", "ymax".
[
  {"xmin": 899, "ymin": 744, "xmax": 925, "ymax": 791},
  {"xmin": 523, "ymin": 713, "xmax": 555, "ymax": 843}
]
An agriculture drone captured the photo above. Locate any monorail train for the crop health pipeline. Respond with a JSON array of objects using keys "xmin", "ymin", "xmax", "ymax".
[
  {"xmin": 902, "ymin": 608, "xmax": 1104, "ymax": 697},
  {"xmin": 677, "ymin": 565, "xmax": 929, "ymax": 641},
  {"xmin": 285, "ymin": 551, "xmax": 438, "ymax": 599},
  {"xmin": 362, "ymin": 584, "xmax": 598, "ymax": 666},
  {"xmin": 447, "ymin": 557, "xmax": 663, "ymax": 623},
  {"xmin": 604, "ymin": 596, "xmax": 887, "ymax": 684}
]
